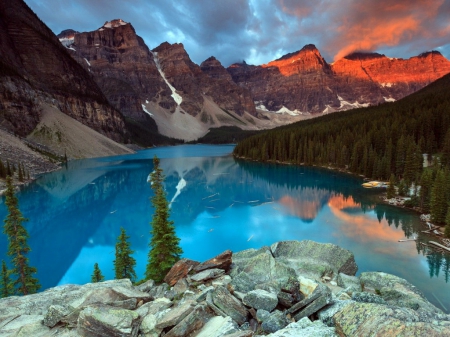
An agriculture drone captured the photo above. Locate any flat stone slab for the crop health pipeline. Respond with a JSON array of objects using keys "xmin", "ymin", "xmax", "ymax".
[
  {"xmin": 190, "ymin": 268, "xmax": 225, "ymax": 282},
  {"xmin": 211, "ymin": 286, "xmax": 248, "ymax": 325},
  {"xmin": 77, "ymin": 305, "xmax": 139, "ymax": 337},
  {"xmin": 164, "ymin": 258, "xmax": 200, "ymax": 286},
  {"xmin": 195, "ymin": 315, "xmax": 238, "ymax": 337},
  {"xmin": 243, "ymin": 289, "xmax": 278, "ymax": 312},
  {"xmin": 195, "ymin": 250, "xmax": 232, "ymax": 273},
  {"xmin": 155, "ymin": 300, "xmax": 196, "ymax": 329}
]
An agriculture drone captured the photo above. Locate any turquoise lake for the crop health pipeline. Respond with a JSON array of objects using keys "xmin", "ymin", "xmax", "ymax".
[{"xmin": 0, "ymin": 144, "xmax": 449, "ymax": 312}]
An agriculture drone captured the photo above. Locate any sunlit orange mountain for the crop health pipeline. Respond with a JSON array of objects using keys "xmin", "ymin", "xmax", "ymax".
[{"xmin": 228, "ymin": 45, "xmax": 450, "ymax": 115}]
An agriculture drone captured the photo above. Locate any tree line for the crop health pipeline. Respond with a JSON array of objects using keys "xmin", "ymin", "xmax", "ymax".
[
  {"xmin": 234, "ymin": 73, "xmax": 450, "ymax": 235},
  {"xmin": 1, "ymin": 155, "xmax": 182, "ymax": 297}
]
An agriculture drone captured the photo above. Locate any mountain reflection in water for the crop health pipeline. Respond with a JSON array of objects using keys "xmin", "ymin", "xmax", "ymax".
[{"xmin": 0, "ymin": 145, "xmax": 448, "ymax": 312}]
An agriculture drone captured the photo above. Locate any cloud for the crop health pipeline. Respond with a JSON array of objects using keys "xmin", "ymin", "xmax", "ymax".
[{"xmin": 24, "ymin": 0, "xmax": 450, "ymax": 66}]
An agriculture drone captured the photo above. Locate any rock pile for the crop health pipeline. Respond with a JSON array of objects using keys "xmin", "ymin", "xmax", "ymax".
[{"xmin": 1, "ymin": 240, "xmax": 449, "ymax": 336}]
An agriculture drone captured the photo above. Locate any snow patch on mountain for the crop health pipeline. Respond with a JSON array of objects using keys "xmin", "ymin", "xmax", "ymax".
[
  {"xmin": 254, "ymin": 101, "xmax": 269, "ymax": 111},
  {"xmin": 381, "ymin": 82, "xmax": 393, "ymax": 87},
  {"xmin": 276, "ymin": 106, "xmax": 303, "ymax": 116},
  {"xmin": 337, "ymin": 95, "xmax": 370, "ymax": 109},
  {"xmin": 152, "ymin": 51, "xmax": 183, "ymax": 106},
  {"xmin": 103, "ymin": 19, "xmax": 128, "ymax": 29},
  {"xmin": 384, "ymin": 97, "xmax": 396, "ymax": 102},
  {"xmin": 142, "ymin": 104, "xmax": 153, "ymax": 116}
]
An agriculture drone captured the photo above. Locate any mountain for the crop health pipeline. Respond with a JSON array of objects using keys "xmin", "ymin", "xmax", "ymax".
[
  {"xmin": 61, "ymin": 22, "xmax": 263, "ymax": 141},
  {"xmin": 0, "ymin": 0, "xmax": 133, "ymax": 179},
  {"xmin": 233, "ymin": 71, "xmax": 450, "ymax": 182},
  {"xmin": 228, "ymin": 45, "xmax": 450, "ymax": 115}
]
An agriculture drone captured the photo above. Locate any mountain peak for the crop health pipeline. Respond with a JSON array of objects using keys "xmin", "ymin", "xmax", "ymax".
[
  {"xmin": 418, "ymin": 50, "xmax": 443, "ymax": 58},
  {"xmin": 101, "ymin": 19, "xmax": 128, "ymax": 29}
]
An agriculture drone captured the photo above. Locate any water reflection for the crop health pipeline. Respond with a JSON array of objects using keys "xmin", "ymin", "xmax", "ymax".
[{"xmin": 0, "ymin": 145, "xmax": 448, "ymax": 312}]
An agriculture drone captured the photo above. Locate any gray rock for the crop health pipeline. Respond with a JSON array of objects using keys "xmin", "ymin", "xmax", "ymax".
[
  {"xmin": 195, "ymin": 286, "xmax": 215, "ymax": 302},
  {"xmin": 293, "ymin": 293, "xmax": 332, "ymax": 321},
  {"xmin": 256, "ymin": 309, "xmax": 270, "ymax": 322},
  {"xmin": 196, "ymin": 316, "xmax": 238, "ymax": 337},
  {"xmin": 0, "ymin": 314, "xmax": 48, "ymax": 336},
  {"xmin": 135, "ymin": 279, "xmax": 155, "ymax": 293},
  {"xmin": 271, "ymin": 240, "xmax": 358, "ymax": 279},
  {"xmin": 135, "ymin": 297, "xmax": 173, "ymax": 318},
  {"xmin": 148, "ymin": 283, "xmax": 169, "ymax": 299},
  {"xmin": 287, "ymin": 281, "xmax": 331, "ymax": 316},
  {"xmin": 318, "ymin": 300, "xmax": 354, "ymax": 326},
  {"xmin": 139, "ymin": 308, "xmax": 171, "ymax": 337},
  {"xmin": 212, "ymin": 275, "xmax": 232, "ymax": 287},
  {"xmin": 155, "ymin": 300, "xmax": 196, "ymax": 329},
  {"xmin": 243, "ymin": 289, "xmax": 278, "ymax": 312},
  {"xmin": 334, "ymin": 302, "xmax": 450, "ymax": 336},
  {"xmin": 43, "ymin": 304, "xmax": 70, "ymax": 327},
  {"xmin": 191, "ymin": 268, "xmax": 225, "ymax": 282},
  {"xmin": 165, "ymin": 304, "xmax": 212, "ymax": 337},
  {"xmin": 230, "ymin": 248, "xmax": 297, "ymax": 293},
  {"xmin": 211, "ymin": 286, "xmax": 249, "ymax": 325},
  {"xmin": 266, "ymin": 318, "xmax": 338, "ymax": 337},
  {"xmin": 360, "ymin": 272, "xmax": 441, "ymax": 313},
  {"xmin": 77, "ymin": 305, "xmax": 139, "ymax": 337},
  {"xmin": 261, "ymin": 310, "xmax": 290, "ymax": 333},
  {"xmin": 336, "ymin": 273, "xmax": 360, "ymax": 292},
  {"xmin": 351, "ymin": 292, "xmax": 387, "ymax": 305},
  {"xmin": 277, "ymin": 291, "xmax": 295, "ymax": 308},
  {"xmin": 173, "ymin": 278, "xmax": 189, "ymax": 295}
]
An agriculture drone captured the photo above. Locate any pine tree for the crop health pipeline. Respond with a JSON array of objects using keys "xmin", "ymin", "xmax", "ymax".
[
  {"xmin": 114, "ymin": 227, "xmax": 137, "ymax": 282},
  {"xmin": 18, "ymin": 163, "xmax": 23, "ymax": 182},
  {"xmin": 386, "ymin": 174, "xmax": 396, "ymax": 199},
  {"xmin": 0, "ymin": 260, "xmax": 13, "ymax": 298},
  {"xmin": 91, "ymin": 263, "xmax": 104, "ymax": 283},
  {"xmin": 0, "ymin": 160, "xmax": 6, "ymax": 179},
  {"xmin": 431, "ymin": 170, "xmax": 448, "ymax": 224},
  {"xmin": 419, "ymin": 169, "xmax": 433, "ymax": 212},
  {"xmin": 3, "ymin": 176, "xmax": 40, "ymax": 295},
  {"xmin": 445, "ymin": 206, "xmax": 450, "ymax": 238},
  {"xmin": 145, "ymin": 156, "xmax": 183, "ymax": 283}
]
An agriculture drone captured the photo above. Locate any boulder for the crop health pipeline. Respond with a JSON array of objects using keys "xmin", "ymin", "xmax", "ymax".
[
  {"xmin": 266, "ymin": 317, "xmax": 338, "ymax": 337},
  {"xmin": 0, "ymin": 314, "xmax": 49, "ymax": 336},
  {"xmin": 334, "ymin": 302, "xmax": 450, "ymax": 336},
  {"xmin": 360, "ymin": 272, "xmax": 441, "ymax": 313},
  {"xmin": 135, "ymin": 298, "xmax": 172, "ymax": 318},
  {"xmin": 195, "ymin": 250, "xmax": 233, "ymax": 273},
  {"xmin": 211, "ymin": 286, "xmax": 249, "ymax": 325},
  {"xmin": 336, "ymin": 273, "xmax": 360, "ymax": 293},
  {"xmin": 77, "ymin": 305, "xmax": 139, "ymax": 337},
  {"xmin": 256, "ymin": 309, "xmax": 271, "ymax": 322},
  {"xmin": 164, "ymin": 259, "xmax": 200, "ymax": 286},
  {"xmin": 261, "ymin": 310, "xmax": 290, "ymax": 333},
  {"xmin": 135, "ymin": 279, "xmax": 155, "ymax": 293},
  {"xmin": 155, "ymin": 300, "xmax": 196, "ymax": 329},
  {"xmin": 230, "ymin": 248, "xmax": 297, "ymax": 293},
  {"xmin": 164, "ymin": 304, "xmax": 212, "ymax": 337},
  {"xmin": 43, "ymin": 304, "xmax": 70, "ymax": 327},
  {"xmin": 139, "ymin": 308, "xmax": 171, "ymax": 337},
  {"xmin": 243, "ymin": 289, "xmax": 278, "ymax": 312},
  {"xmin": 271, "ymin": 240, "xmax": 358, "ymax": 279},
  {"xmin": 351, "ymin": 292, "xmax": 386, "ymax": 305},
  {"xmin": 148, "ymin": 283, "xmax": 170, "ymax": 300},
  {"xmin": 196, "ymin": 316, "xmax": 238, "ymax": 337},
  {"xmin": 317, "ymin": 300, "xmax": 354, "ymax": 327},
  {"xmin": 190, "ymin": 268, "xmax": 225, "ymax": 283}
]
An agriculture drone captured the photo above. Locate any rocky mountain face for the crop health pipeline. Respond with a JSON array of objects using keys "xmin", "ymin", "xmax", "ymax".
[
  {"xmin": 0, "ymin": 0, "xmax": 126, "ymax": 142},
  {"xmin": 64, "ymin": 20, "xmax": 175, "ymax": 120},
  {"xmin": 228, "ymin": 45, "xmax": 450, "ymax": 114},
  {"xmin": 1, "ymin": 240, "xmax": 449, "ymax": 336},
  {"xmin": 152, "ymin": 42, "xmax": 257, "ymax": 118}
]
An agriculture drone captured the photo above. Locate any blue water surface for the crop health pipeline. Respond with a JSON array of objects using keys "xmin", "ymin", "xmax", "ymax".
[{"xmin": 0, "ymin": 144, "xmax": 448, "ymax": 312}]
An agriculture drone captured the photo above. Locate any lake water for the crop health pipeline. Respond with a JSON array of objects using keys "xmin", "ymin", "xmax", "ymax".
[{"xmin": 0, "ymin": 145, "xmax": 449, "ymax": 312}]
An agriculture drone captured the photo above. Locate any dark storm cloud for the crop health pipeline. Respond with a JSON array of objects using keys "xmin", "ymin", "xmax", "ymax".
[{"xmin": 25, "ymin": 0, "xmax": 450, "ymax": 66}]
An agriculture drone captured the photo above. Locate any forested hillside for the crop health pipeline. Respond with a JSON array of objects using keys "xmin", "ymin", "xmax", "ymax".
[{"xmin": 234, "ymin": 73, "xmax": 450, "ymax": 183}]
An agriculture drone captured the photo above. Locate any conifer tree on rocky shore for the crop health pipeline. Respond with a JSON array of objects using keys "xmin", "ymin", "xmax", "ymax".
[
  {"xmin": 2, "ymin": 176, "xmax": 40, "ymax": 295},
  {"xmin": 91, "ymin": 263, "xmax": 104, "ymax": 283},
  {"xmin": 0, "ymin": 260, "xmax": 13, "ymax": 298},
  {"xmin": 114, "ymin": 228, "xmax": 136, "ymax": 282},
  {"xmin": 145, "ymin": 155, "xmax": 182, "ymax": 283}
]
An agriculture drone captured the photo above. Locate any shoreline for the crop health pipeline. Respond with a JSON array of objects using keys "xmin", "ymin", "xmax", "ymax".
[{"xmin": 233, "ymin": 154, "xmax": 449, "ymax": 245}]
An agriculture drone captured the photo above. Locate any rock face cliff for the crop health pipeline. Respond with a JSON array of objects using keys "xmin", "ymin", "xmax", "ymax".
[
  {"xmin": 228, "ymin": 45, "xmax": 450, "ymax": 114},
  {"xmin": 65, "ymin": 19, "xmax": 175, "ymax": 120},
  {"xmin": 0, "ymin": 0, "xmax": 126, "ymax": 142}
]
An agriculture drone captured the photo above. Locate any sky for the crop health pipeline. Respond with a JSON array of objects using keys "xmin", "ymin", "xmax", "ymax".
[{"xmin": 25, "ymin": 0, "xmax": 450, "ymax": 67}]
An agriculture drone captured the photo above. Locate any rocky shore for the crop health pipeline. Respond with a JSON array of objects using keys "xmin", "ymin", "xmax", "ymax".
[{"xmin": 1, "ymin": 240, "xmax": 449, "ymax": 336}]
